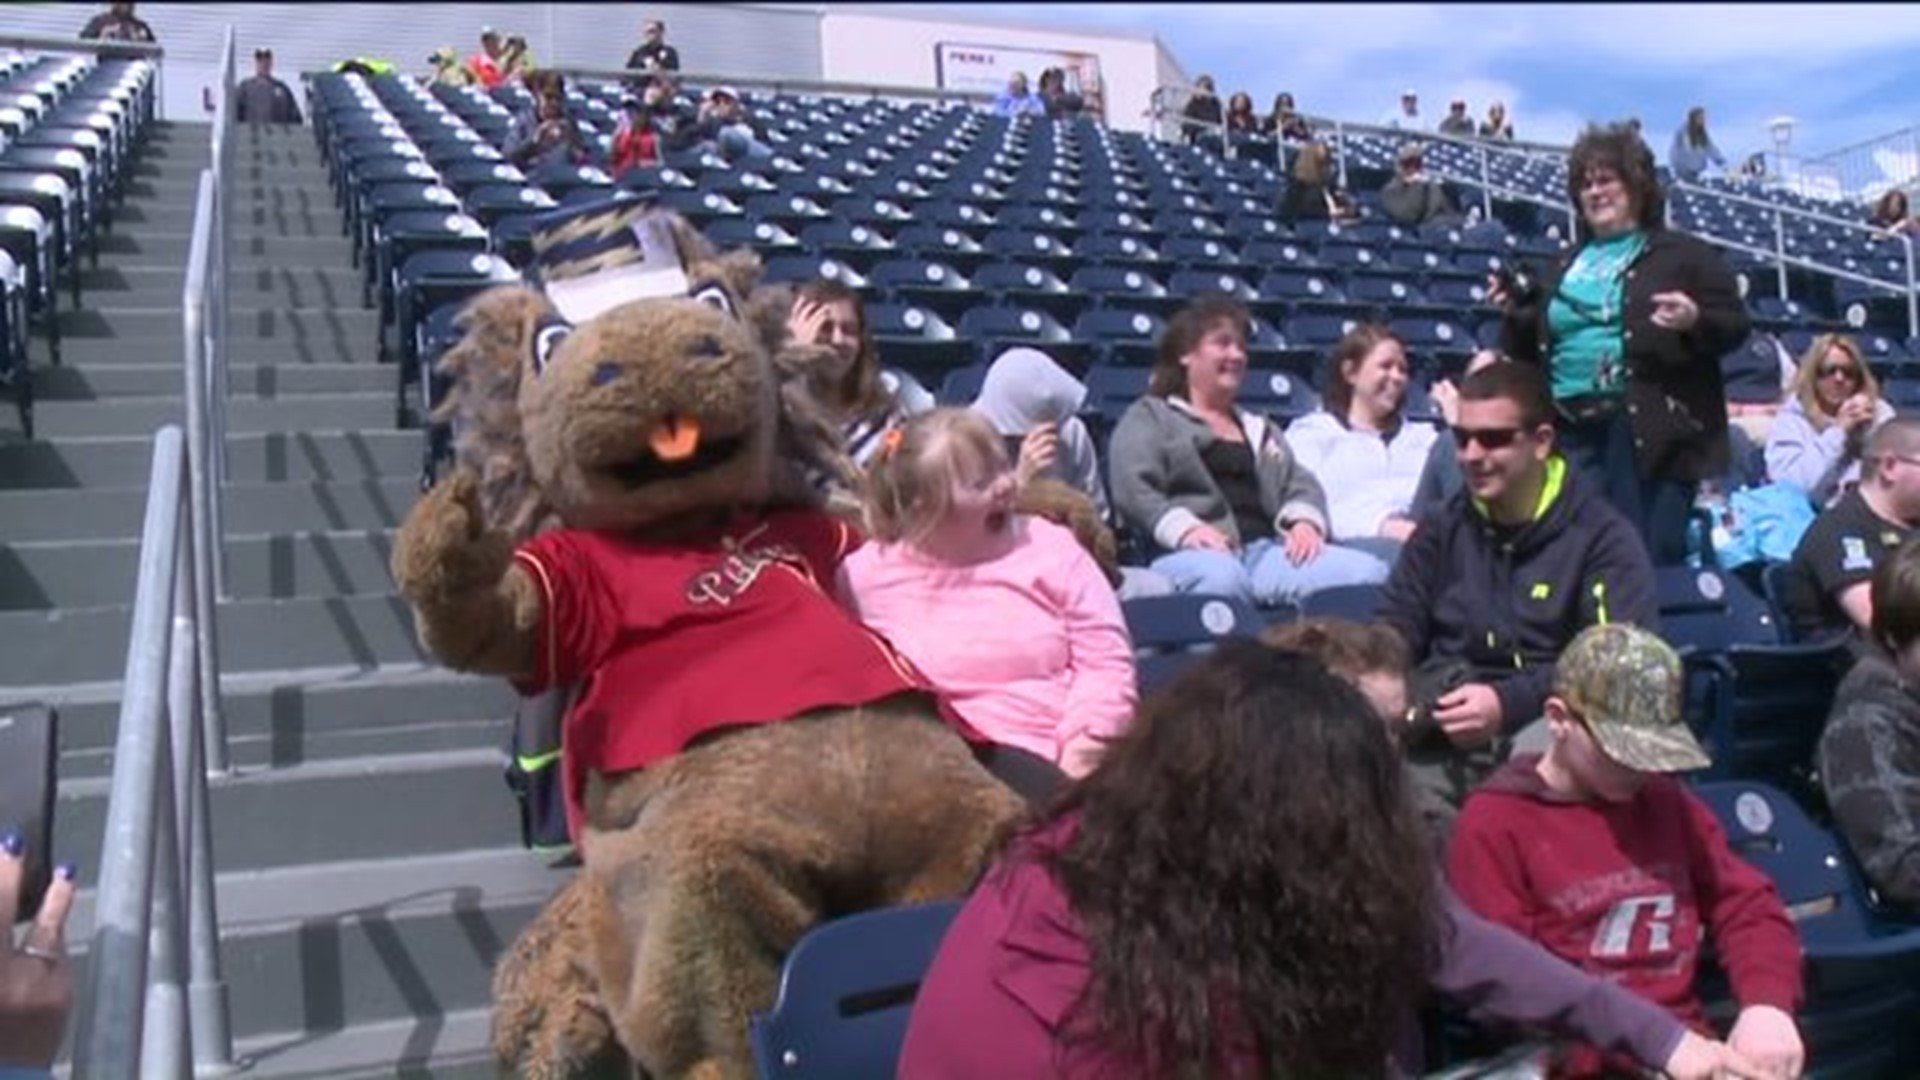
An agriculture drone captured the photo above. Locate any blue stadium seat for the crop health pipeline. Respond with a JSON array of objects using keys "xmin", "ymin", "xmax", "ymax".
[
  {"xmin": 1073, "ymin": 308, "xmax": 1164, "ymax": 366},
  {"xmin": 864, "ymin": 303, "xmax": 974, "ymax": 383},
  {"xmin": 1077, "ymin": 231, "xmax": 1163, "ymax": 268},
  {"xmin": 1167, "ymin": 269, "xmax": 1259, "ymax": 304},
  {"xmin": 748, "ymin": 902, "xmax": 962, "ymax": 1080},
  {"xmin": 1296, "ymin": 583, "xmax": 1386, "ymax": 621},
  {"xmin": 956, "ymin": 305, "xmax": 1080, "ymax": 359},
  {"xmin": 1123, "ymin": 594, "xmax": 1268, "ymax": 694},
  {"xmin": 1161, "ymin": 235, "xmax": 1240, "ymax": 269},
  {"xmin": 1236, "ymin": 368, "xmax": 1321, "ymax": 421}
]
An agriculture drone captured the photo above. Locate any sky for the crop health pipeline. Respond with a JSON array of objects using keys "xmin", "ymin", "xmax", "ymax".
[{"xmin": 905, "ymin": 3, "xmax": 1920, "ymax": 183}]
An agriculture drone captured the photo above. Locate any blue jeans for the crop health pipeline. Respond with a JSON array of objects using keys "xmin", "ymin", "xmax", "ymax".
[
  {"xmin": 1150, "ymin": 538, "xmax": 1391, "ymax": 608},
  {"xmin": 712, "ymin": 124, "xmax": 772, "ymax": 162},
  {"xmin": 1557, "ymin": 411, "xmax": 1694, "ymax": 565}
]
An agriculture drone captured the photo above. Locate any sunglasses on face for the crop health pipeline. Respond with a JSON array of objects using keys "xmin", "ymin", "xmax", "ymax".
[
  {"xmin": 1451, "ymin": 426, "xmax": 1526, "ymax": 451},
  {"xmin": 1819, "ymin": 364, "xmax": 1860, "ymax": 380}
]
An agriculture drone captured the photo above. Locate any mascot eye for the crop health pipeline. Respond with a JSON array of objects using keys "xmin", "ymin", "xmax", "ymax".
[
  {"xmin": 690, "ymin": 283, "xmax": 736, "ymax": 317},
  {"xmin": 532, "ymin": 322, "xmax": 572, "ymax": 377}
]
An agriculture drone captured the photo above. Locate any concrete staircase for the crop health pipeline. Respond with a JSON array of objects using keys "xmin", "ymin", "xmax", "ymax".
[{"xmin": 0, "ymin": 121, "xmax": 566, "ymax": 1077}]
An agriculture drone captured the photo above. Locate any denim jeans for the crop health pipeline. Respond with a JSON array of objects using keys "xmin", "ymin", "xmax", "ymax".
[
  {"xmin": 1556, "ymin": 412, "xmax": 1694, "ymax": 565},
  {"xmin": 1149, "ymin": 538, "xmax": 1391, "ymax": 608},
  {"xmin": 712, "ymin": 124, "xmax": 772, "ymax": 162}
]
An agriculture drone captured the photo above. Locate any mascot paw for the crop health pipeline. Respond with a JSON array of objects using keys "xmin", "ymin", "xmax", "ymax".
[
  {"xmin": 392, "ymin": 469, "xmax": 516, "ymax": 607},
  {"xmin": 1016, "ymin": 478, "xmax": 1121, "ymax": 587}
]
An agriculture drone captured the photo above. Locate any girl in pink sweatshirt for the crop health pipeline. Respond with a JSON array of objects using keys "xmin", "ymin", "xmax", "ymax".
[{"xmin": 839, "ymin": 409, "xmax": 1138, "ymax": 783}]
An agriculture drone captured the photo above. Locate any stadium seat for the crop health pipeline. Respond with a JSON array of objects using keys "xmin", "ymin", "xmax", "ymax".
[
  {"xmin": 1123, "ymin": 594, "xmax": 1268, "ymax": 694},
  {"xmin": 748, "ymin": 901, "xmax": 962, "ymax": 1080},
  {"xmin": 1296, "ymin": 583, "xmax": 1385, "ymax": 621}
]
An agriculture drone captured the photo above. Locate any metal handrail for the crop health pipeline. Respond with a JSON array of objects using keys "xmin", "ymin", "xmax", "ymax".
[
  {"xmin": 547, "ymin": 64, "xmax": 994, "ymax": 108},
  {"xmin": 205, "ymin": 26, "xmax": 233, "ymax": 601},
  {"xmin": 69, "ymin": 429, "xmax": 234, "ymax": 1078}
]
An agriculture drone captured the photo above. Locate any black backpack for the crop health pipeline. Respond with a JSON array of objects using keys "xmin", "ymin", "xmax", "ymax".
[{"xmin": 505, "ymin": 687, "xmax": 573, "ymax": 853}]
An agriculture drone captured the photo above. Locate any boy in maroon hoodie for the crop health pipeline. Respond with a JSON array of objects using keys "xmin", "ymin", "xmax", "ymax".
[{"xmin": 1448, "ymin": 623, "xmax": 1807, "ymax": 1078}]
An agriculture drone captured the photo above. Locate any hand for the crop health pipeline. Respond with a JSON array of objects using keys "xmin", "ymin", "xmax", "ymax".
[
  {"xmin": 786, "ymin": 297, "xmax": 831, "ymax": 347},
  {"xmin": 1661, "ymin": 1029, "xmax": 1771, "ymax": 1080},
  {"xmin": 1378, "ymin": 515, "xmax": 1418, "ymax": 543},
  {"xmin": 1283, "ymin": 520, "xmax": 1325, "ymax": 566},
  {"xmin": 1484, "ymin": 272, "xmax": 1512, "ymax": 311},
  {"xmin": 0, "ymin": 832, "xmax": 77, "ymax": 1068},
  {"xmin": 1178, "ymin": 523, "xmax": 1233, "ymax": 552},
  {"xmin": 1015, "ymin": 422, "xmax": 1060, "ymax": 487},
  {"xmin": 1431, "ymin": 378, "xmax": 1462, "ymax": 427},
  {"xmin": 1727, "ymin": 1004, "xmax": 1804, "ymax": 1079},
  {"xmin": 1434, "ymin": 683, "xmax": 1504, "ymax": 748},
  {"xmin": 1650, "ymin": 290, "xmax": 1702, "ymax": 332},
  {"xmin": 391, "ymin": 470, "xmax": 513, "ymax": 606},
  {"xmin": 1837, "ymin": 394, "xmax": 1877, "ymax": 435}
]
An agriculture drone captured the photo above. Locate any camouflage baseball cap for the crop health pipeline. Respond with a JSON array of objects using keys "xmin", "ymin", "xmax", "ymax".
[{"xmin": 1554, "ymin": 623, "xmax": 1710, "ymax": 773}]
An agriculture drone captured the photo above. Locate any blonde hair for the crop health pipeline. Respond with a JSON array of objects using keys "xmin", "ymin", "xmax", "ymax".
[
  {"xmin": 1292, "ymin": 141, "xmax": 1334, "ymax": 186},
  {"xmin": 862, "ymin": 408, "xmax": 1010, "ymax": 543},
  {"xmin": 1791, "ymin": 333, "xmax": 1878, "ymax": 432}
]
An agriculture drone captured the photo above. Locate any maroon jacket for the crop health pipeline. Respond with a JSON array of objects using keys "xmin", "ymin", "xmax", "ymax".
[{"xmin": 900, "ymin": 816, "xmax": 1688, "ymax": 1078}]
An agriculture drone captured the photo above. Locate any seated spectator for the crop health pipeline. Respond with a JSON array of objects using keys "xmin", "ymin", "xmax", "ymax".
[
  {"xmin": 610, "ymin": 94, "xmax": 661, "ymax": 177},
  {"xmin": 1439, "ymin": 97, "xmax": 1476, "ymax": 137},
  {"xmin": 1036, "ymin": 67, "xmax": 1083, "ymax": 120},
  {"xmin": 610, "ymin": 76, "xmax": 698, "ymax": 177},
  {"xmin": 1821, "ymin": 536, "xmax": 1920, "ymax": 910},
  {"xmin": 1480, "ymin": 101, "xmax": 1515, "ymax": 141},
  {"xmin": 1224, "ymin": 91, "xmax": 1261, "ymax": 135},
  {"xmin": 839, "ymin": 409, "xmax": 1135, "ymax": 789},
  {"xmin": 786, "ymin": 281, "xmax": 925, "ymax": 465},
  {"xmin": 1277, "ymin": 140, "xmax": 1359, "ymax": 225},
  {"xmin": 1381, "ymin": 143, "xmax": 1464, "ymax": 229},
  {"xmin": 500, "ymin": 34, "xmax": 537, "ymax": 84},
  {"xmin": 1766, "ymin": 333, "xmax": 1894, "ymax": 507},
  {"xmin": 1109, "ymin": 297, "xmax": 1391, "ymax": 608},
  {"xmin": 1780, "ymin": 417, "xmax": 1920, "ymax": 644},
  {"xmin": 1285, "ymin": 325, "xmax": 1440, "ymax": 560},
  {"xmin": 1378, "ymin": 362, "xmax": 1657, "ymax": 808},
  {"xmin": 1449, "ymin": 623, "xmax": 1806, "ymax": 1079},
  {"xmin": 466, "ymin": 27, "xmax": 506, "ymax": 90},
  {"xmin": 625, "ymin": 19, "xmax": 681, "ymax": 74},
  {"xmin": 236, "ymin": 47, "xmax": 302, "ymax": 126},
  {"xmin": 428, "ymin": 47, "xmax": 471, "ymax": 87},
  {"xmin": 79, "ymin": 1, "xmax": 154, "ymax": 42},
  {"xmin": 1670, "ymin": 106, "xmax": 1726, "ymax": 183},
  {"xmin": 1385, "ymin": 87, "xmax": 1421, "ymax": 130},
  {"xmin": 992, "ymin": 72, "xmax": 1046, "ymax": 119},
  {"xmin": 695, "ymin": 86, "xmax": 772, "ymax": 162},
  {"xmin": 901, "ymin": 641, "xmax": 1756, "ymax": 1080},
  {"xmin": 1180, "ymin": 75, "xmax": 1223, "ymax": 147},
  {"xmin": 1872, "ymin": 189, "xmax": 1920, "ymax": 237},
  {"xmin": 1266, "ymin": 91, "xmax": 1313, "ymax": 141},
  {"xmin": 506, "ymin": 91, "xmax": 588, "ymax": 171}
]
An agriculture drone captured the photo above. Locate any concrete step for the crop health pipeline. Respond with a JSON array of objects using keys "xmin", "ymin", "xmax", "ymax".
[
  {"xmin": 36, "ymin": 361, "xmax": 389, "ymax": 400},
  {"xmin": 0, "ymin": 476, "xmax": 419, "ymax": 542},
  {"xmin": 237, "ymin": 1009, "xmax": 498, "ymax": 1079},
  {"xmin": 59, "ymin": 333, "xmax": 375, "ymax": 367},
  {"xmin": 59, "ymin": 849, "xmax": 566, "ymax": 1056},
  {"xmin": 0, "ymin": 591, "xmax": 432, "ymax": 688},
  {"xmin": 58, "ymin": 305, "xmax": 380, "ymax": 345},
  {"xmin": 55, "ymin": 665, "xmax": 512, "ymax": 758},
  {"xmin": 74, "ymin": 264, "xmax": 365, "ymax": 306},
  {"xmin": 95, "ymin": 230, "xmax": 356, "ymax": 265},
  {"xmin": 26, "ymin": 393, "xmax": 393, "ymax": 437},
  {"xmin": 56, "ymin": 748, "xmax": 523, "ymax": 873},
  {"xmin": 0, "ymin": 430, "xmax": 420, "ymax": 489},
  {"xmin": 0, "ymin": 527, "xmax": 404, "ymax": 612}
]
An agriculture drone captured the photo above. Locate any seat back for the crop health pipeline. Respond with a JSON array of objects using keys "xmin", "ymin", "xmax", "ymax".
[
  {"xmin": 749, "ymin": 901, "xmax": 962, "ymax": 1080},
  {"xmin": 1123, "ymin": 594, "xmax": 1265, "ymax": 694},
  {"xmin": 1297, "ymin": 583, "xmax": 1385, "ymax": 622}
]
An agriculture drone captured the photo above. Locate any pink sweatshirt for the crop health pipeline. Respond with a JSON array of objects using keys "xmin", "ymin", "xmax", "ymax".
[{"xmin": 839, "ymin": 517, "xmax": 1137, "ymax": 775}]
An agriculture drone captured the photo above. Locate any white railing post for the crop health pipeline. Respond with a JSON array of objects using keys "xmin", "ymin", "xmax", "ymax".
[
  {"xmin": 1772, "ymin": 209, "xmax": 1789, "ymax": 300},
  {"xmin": 182, "ymin": 171, "xmax": 229, "ymax": 776}
]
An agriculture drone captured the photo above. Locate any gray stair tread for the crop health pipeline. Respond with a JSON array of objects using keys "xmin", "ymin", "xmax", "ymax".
[
  {"xmin": 37, "ymin": 362, "xmax": 390, "ymax": 399},
  {"xmin": 0, "ymin": 477, "xmax": 418, "ymax": 541},
  {"xmin": 0, "ymin": 430, "xmax": 419, "ymax": 488},
  {"xmin": 236, "ymin": 1008, "xmax": 497, "ymax": 1079},
  {"xmin": 25, "ymin": 394, "xmax": 394, "ymax": 438},
  {"xmin": 0, "ymin": 527, "xmax": 403, "ymax": 610}
]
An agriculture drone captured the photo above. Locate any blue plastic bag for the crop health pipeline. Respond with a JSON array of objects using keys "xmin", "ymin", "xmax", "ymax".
[{"xmin": 1714, "ymin": 483, "xmax": 1817, "ymax": 569}]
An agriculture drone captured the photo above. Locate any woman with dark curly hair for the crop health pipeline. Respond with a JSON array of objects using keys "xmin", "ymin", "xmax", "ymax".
[
  {"xmin": 899, "ymin": 641, "xmax": 1755, "ymax": 1078},
  {"xmin": 1492, "ymin": 123, "xmax": 1749, "ymax": 564}
]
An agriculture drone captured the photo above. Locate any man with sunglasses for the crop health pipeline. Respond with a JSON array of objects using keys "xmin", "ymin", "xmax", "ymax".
[
  {"xmin": 1379, "ymin": 362, "xmax": 1658, "ymax": 808},
  {"xmin": 1780, "ymin": 416, "xmax": 1920, "ymax": 645}
]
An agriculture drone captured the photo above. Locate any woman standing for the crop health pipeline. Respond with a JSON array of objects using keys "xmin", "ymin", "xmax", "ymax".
[
  {"xmin": 1766, "ymin": 334, "xmax": 1895, "ymax": 507},
  {"xmin": 1670, "ymin": 106, "xmax": 1726, "ymax": 183},
  {"xmin": 1493, "ymin": 123, "xmax": 1749, "ymax": 563}
]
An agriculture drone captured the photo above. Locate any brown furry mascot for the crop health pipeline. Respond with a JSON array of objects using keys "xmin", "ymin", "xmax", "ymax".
[{"xmin": 390, "ymin": 199, "xmax": 1028, "ymax": 1079}]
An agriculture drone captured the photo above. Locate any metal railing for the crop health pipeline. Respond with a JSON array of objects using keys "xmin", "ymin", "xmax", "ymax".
[
  {"xmin": 72, "ymin": 25, "xmax": 239, "ymax": 1079},
  {"xmin": 1804, "ymin": 125, "xmax": 1920, "ymax": 199},
  {"xmin": 547, "ymin": 64, "xmax": 994, "ymax": 109}
]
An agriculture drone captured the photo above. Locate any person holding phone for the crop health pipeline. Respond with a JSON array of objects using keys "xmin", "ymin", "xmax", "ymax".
[{"xmin": 1490, "ymin": 122, "xmax": 1748, "ymax": 565}]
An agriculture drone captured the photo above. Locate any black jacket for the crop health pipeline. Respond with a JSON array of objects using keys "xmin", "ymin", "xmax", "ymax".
[
  {"xmin": 1502, "ymin": 228, "xmax": 1749, "ymax": 484},
  {"xmin": 1379, "ymin": 457, "xmax": 1660, "ymax": 730}
]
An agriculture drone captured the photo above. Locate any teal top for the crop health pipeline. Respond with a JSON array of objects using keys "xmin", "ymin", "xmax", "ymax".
[{"xmin": 1546, "ymin": 230, "xmax": 1646, "ymax": 401}]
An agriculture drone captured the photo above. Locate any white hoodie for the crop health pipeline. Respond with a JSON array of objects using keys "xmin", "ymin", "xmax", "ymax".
[{"xmin": 1284, "ymin": 409, "xmax": 1439, "ymax": 540}]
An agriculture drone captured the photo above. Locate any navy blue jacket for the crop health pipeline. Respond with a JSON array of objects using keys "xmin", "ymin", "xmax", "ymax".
[{"xmin": 1379, "ymin": 456, "xmax": 1660, "ymax": 729}]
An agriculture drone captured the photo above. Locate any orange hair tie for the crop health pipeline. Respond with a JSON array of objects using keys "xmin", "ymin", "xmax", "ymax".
[{"xmin": 879, "ymin": 428, "xmax": 905, "ymax": 459}]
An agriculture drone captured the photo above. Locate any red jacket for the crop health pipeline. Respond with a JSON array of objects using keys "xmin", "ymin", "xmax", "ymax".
[
  {"xmin": 901, "ymin": 816, "xmax": 1688, "ymax": 1078},
  {"xmin": 512, "ymin": 510, "xmax": 940, "ymax": 836},
  {"xmin": 1448, "ymin": 756, "xmax": 1803, "ymax": 1076}
]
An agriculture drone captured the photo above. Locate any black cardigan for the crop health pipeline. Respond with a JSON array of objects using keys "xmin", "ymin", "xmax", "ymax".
[{"xmin": 1502, "ymin": 229, "xmax": 1749, "ymax": 484}]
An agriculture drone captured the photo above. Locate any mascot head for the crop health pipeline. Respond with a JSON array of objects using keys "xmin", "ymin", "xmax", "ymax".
[{"xmin": 435, "ymin": 197, "xmax": 854, "ymax": 537}]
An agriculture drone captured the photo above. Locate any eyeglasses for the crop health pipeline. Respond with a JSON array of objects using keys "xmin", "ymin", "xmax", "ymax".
[
  {"xmin": 1818, "ymin": 364, "xmax": 1861, "ymax": 380},
  {"xmin": 1579, "ymin": 173, "xmax": 1624, "ymax": 192},
  {"xmin": 1451, "ymin": 426, "xmax": 1526, "ymax": 451},
  {"xmin": 1876, "ymin": 453, "xmax": 1920, "ymax": 468}
]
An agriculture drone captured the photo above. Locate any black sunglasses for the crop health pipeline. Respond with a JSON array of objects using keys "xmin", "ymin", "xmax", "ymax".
[{"xmin": 1451, "ymin": 426, "xmax": 1526, "ymax": 451}]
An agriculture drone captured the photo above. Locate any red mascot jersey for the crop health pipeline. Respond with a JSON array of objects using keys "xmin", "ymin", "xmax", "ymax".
[{"xmin": 512, "ymin": 509, "xmax": 939, "ymax": 833}]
